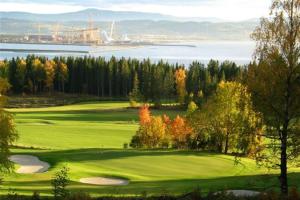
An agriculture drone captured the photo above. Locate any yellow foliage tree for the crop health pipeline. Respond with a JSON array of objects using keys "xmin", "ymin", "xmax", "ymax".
[
  {"xmin": 56, "ymin": 61, "xmax": 68, "ymax": 93},
  {"xmin": 44, "ymin": 60, "xmax": 56, "ymax": 92},
  {"xmin": 0, "ymin": 78, "xmax": 18, "ymax": 173},
  {"xmin": 175, "ymin": 68, "xmax": 187, "ymax": 105},
  {"xmin": 136, "ymin": 116, "xmax": 166, "ymax": 148}
]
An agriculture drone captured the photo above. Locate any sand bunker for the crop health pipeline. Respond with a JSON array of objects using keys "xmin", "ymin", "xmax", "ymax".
[
  {"xmin": 9, "ymin": 155, "xmax": 50, "ymax": 174},
  {"xmin": 79, "ymin": 177, "xmax": 129, "ymax": 186},
  {"xmin": 225, "ymin": 190, "xmax": 260, "ymax": 197}
]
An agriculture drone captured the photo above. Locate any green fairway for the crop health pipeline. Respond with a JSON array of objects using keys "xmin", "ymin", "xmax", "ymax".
[
  {"xmin": 2, "ymin": 101, "xmax": 300, "ymax": 196},
  {"xmin": 9, "ymin": 102, "xmax": 181, "ymax": 149}
]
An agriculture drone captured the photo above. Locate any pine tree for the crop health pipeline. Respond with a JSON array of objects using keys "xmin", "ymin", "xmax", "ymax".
[{"xmin": 129, "ymin": 72, "xmax": 141, "ymax": 107}]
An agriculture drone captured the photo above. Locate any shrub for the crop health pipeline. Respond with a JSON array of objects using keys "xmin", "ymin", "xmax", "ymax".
[
  {"xmin": 187, "ymin": 101, "xmax": 198, "ymax": 115},
  {"xmin": 130, "ymin": 135, "xmax": 142, "ymax": 148},
  {"xmin": 123, "ymin": 143, "xmax": 129, "ymax": 149},
  {"xmin": 51, "ymin": 166, "xmax": 70, "ymax": 200}
]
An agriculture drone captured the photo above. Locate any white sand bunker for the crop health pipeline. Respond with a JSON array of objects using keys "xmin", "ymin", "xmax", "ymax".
[
  {"xmin": 225, "ymin": 190, "xmax": 260, "ymax": 197},
  {"xmin": 9, "ymin": 155, "xmax": 50, "ymax": 174},
  {"xmin": 80, "ymin": 177, "xmax": 129, "ymax": 186}
]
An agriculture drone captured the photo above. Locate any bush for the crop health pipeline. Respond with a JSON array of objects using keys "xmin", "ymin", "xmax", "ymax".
[
  {"xmin": 130, "ymin": 135, "xmax": 142, "ymax": 148},
  {"xmin": 187, "ymin": 101, "xmax": 198, "ymax": 115}
]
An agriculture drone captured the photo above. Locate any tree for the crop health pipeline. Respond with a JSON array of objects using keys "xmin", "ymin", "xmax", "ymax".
[
  {"xmin": 163, "ymin": 67, "xmax": 175, "ymax": 103},
  {"xmin": 0, "ymin": 61, "xmax": 8, "ymax": 78},
  {"xmin": 129, "ymin": 72, "xmax": 141, "ymax": 107},
  {"xmin": 131, "ymin": 106, "xmax": 167, "ymax": 148},
  {"xmin": 0, "ymin": 78, "xmax": 18, "ymax": 173},
  {"xmin": 134, "ymin": 116, "xmax": 166, "ymax": 148},
  {"xmin": 44, "ymin": 60, "xmax": 56, "ymax": 93},
  {"xmin": 55, "ymin": 61, "xmax": 68, "ymax": 93},
  {"xmin": 139, "ymin": 105, "xmax": 151, "ymax": 125},
  {"xmin": 175, "ymin": 68, "xmax": 187, "ymax": 105},
  {"xmin": 169, "ymin": 115, "xmax": 193, "ymax": 149},
  {"xmin": 187, "ymin": 101, "xmax": 198, "ymax": 116},
  {"xmin": 15, "ymin": 59, "xmax": 26, "ymax": 93},
  {"xmin": 190, "ymin": 81, "xmax": 263, "ymax": 154},
  {"xmin": 51, "ymin": 166, "xmax": 70, "ymax": 200},
  {"xmin": 248, "ymin": 0, "xmax": 300, "ymax": 195},
  {"xmin": 32, "ymin": 58, "xmax": 46, "ymax": 93}
]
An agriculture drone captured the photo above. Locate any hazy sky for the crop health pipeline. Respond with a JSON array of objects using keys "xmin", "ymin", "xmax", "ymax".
[{"xmin": 0, "ymin": 0, "xmax": 272, "ymax": 21}]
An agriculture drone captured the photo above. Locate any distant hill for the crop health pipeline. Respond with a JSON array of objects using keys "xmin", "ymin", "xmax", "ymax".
[
  {"xmin": 0, "ymin": 18, "xmax": 257, "ymax": 41},
  {"xmin": 0, "ymin": 9, "xmax": 259, "ymax": 41},
  {"xmin": 0, "ymin": 8, "xmax": 222, "ymax": 22}
]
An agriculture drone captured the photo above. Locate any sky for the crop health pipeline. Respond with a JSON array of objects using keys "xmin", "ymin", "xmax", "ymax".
[{"xmin": 0, "ymin": 0, "xmax": 272, "ymax": 21}]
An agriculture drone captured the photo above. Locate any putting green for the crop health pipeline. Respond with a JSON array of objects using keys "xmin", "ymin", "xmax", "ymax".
[{"xmin": 1, "ymin": 101, "xmax": 299, "ymax": 196}]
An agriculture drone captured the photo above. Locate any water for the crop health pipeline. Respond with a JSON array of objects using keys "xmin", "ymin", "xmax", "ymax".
[{"xmin": 0, "ymin": 41, "xmax": 255, "ymax": 66}]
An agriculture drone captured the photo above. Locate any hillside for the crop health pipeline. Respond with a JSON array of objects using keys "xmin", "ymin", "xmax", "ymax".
[
  {"xmin": 0, "ymin": 8, "xmax": 223, "ymax": 22},
  {"xmin": 0, "ymin": 18, "xmax": 257, "ymax": 41}
]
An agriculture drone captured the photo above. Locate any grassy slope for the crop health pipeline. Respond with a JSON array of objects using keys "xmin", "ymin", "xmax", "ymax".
[
  {"xmin": 1, "ymin": 101, "xmax": 299, "ymax": 196},
  {"xmin": 10, "ymin": 102, "xmax": 180, "ymax": 149}
]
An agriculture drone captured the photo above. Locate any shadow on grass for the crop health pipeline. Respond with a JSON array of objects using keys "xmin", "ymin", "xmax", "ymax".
[
  {"xmin": 1, "ymin": 173, "xmax": 300, "ymax": 196},
  {"xmin": 14, "ymin": 149, "xmax": 228, "ymax": 166},
  {"xmin": 14, "ymin": 109, "xmax": 183, "ymax": 123}
]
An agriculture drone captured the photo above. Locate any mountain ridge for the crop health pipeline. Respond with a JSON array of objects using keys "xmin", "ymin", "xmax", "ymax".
[{"xmin": 0, "ymin": 8, "xmax": 249, "ymax": 23}]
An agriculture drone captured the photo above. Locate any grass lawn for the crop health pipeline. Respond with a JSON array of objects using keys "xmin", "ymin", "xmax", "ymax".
[{"xmin": 1, "ymin": 101, "xmax": 299, "ymax": 197}]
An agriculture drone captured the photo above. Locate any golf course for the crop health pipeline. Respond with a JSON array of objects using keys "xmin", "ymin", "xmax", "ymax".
[{"xmin": 1, "ymin": 101, "xmax": 299, "ymax": 197}]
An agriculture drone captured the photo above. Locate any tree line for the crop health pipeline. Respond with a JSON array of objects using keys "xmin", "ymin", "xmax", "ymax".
[{"xmin": 0, "ymin": 55, "xmax": 245, "ymax": 105}]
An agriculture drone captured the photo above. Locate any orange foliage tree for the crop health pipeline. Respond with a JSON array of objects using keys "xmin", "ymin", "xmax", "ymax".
[
  {"xmin": 131, "ymin": 106, "xmax": 193, "ymax": 149},
  {"xmin": 169, "ymin": 115, "xmax": 193, "ymax": 148},
  {"xmin": 139, "ymin": 104, "xmax": 151, "ymax": 125}
]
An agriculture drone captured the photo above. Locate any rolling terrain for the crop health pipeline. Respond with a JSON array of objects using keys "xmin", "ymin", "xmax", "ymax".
[{"xmin": 2, "ymin": 101, "xmax": 300, "ymax": 196}]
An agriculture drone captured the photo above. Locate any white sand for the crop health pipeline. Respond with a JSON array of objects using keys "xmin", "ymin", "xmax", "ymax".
[
  {"xmin": 79, "ymin": 177, "xmax": 129, "ymax": 186},
  {"xmin": 9, "ymin": 155, "xmax": 50, "ymax": 174},
  {"xmin": 225, "ymin": 190, "xmax": 260, "ymax": 197}
]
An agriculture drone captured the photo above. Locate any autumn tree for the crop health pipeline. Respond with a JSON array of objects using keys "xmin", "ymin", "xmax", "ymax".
[
  {"xmin": 135, "ymin": 116, "xmax": 166, "ymax": 148},
  {"xmin": 190, "ymin": 81, "xmax": 263, "ymax": 154},
  {"xmin": 169, "ymin": 115, "xmax": 193, "ymax": 149},
  {"xmin": 15, "ymin": 59, "xmax": 27, "ymax": 93},
  {"xmin": 31, "ymin": 58, "xmax": 46, "ymax": 93},
  {"xmin": 139, "ymin": 105, "xmax": 151, "ymax": 125},
  {"xmin": 131, "ymin": 106, "xmax": 167, "ymax": 148},
  {"xmin": 175, "ymin": 68, "xmax": 187, "ymax": 105},
  {"xmin": 0, "ymin": 78, "xmax": 18, "ymax": 173},
  {"xmin": 55, "ymin": 61, "xmax": 68, "ymax": 93},
  {"xmin": 0, "ymin": 61, "xmax": 8, "ymax": 78},
  {"xmin": 44, "ymin": 60, "xmax": 56, "ymax": 93},
  {"xmin": 132, "ymin": 107, "xmax": 194, "ymax": 149},
  {"xmin": 248, "ymin": 0, "xmax": 300, "ymax": 195}
]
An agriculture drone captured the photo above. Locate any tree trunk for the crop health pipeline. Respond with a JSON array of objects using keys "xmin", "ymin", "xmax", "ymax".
[
  {"xmin": 62, "ymin": 80, "xmax": 64, "ymax": 93},
  {"xmin": 224, "ymin": 131, "xmax": 229, "ymax": 154},
  {"xmin": 280, "ymin": 125, "xmax": 288, "ymax": 195}
]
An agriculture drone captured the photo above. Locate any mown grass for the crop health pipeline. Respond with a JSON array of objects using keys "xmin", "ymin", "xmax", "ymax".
[
  {"xmin": 1, "ymin": 101, "xmax": 299, "ymax": 197},
  {"xmin": 9, "ymin": 102, "xmax": 181, "ymax": 149}
]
